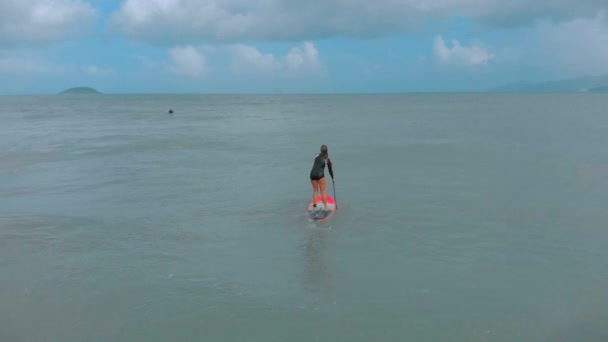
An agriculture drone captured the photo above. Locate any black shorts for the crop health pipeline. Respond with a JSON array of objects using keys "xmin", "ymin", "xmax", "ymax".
[{"xmin": 310, "ymin": 174, "xmax": 324, "ymax": 181}]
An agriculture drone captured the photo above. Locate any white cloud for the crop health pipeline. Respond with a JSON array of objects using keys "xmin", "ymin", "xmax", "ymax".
[
  {"xmin": 230, "ymin": 44, "xmax": 278, "ymax": 74},
  {"xmin": 169, "ymin": 45, "xmax": 207, "ymax": 78},
  {"xmin": 531, "ymin": 12, "xmax": 608, "ymax": 76},
  {"xmin": 434, "ymin": 35, "xmax": 495, "ymax": 66},
  {"xmin": 286, "ymin": 42, "xmax": 321, "ymax": 72},
  {"xmin": 109, "ymin": 0, "xmax": 607, "ymax": 44},
  {"xmin": 0, "ymin": 0, "xmax": 97, "ymax": 45},
  {"xmin": 229, "ymin": 41, "xmax": 322, "ymax": 76}
]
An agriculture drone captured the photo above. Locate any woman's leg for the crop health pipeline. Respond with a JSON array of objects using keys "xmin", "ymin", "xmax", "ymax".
[
  {"xmin": 319, "ymin": 177, "xmax": 329, "ymax": 210},
  {"xmin": 311, "ymin": 179, "xmax": 319, "ymax": 207}
]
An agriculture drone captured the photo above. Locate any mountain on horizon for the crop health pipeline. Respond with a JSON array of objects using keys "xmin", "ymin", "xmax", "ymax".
[
  {"xmin": 489, "ymin": 75, "xmax": 608, "ymax": 93},
  {"xmin": 59, "ymin": 87, "xmax": 102, "ymax": 95}
]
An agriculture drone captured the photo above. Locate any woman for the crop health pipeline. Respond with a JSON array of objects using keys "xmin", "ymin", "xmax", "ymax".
[{"xmin": 309, "ymin": 144, "xmax": 334, "ymax": 211}]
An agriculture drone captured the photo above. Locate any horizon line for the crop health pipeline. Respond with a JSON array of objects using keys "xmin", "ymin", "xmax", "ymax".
[{"xmin": 0, "ymin": 90, "xmax": 602, "ymax": 96}]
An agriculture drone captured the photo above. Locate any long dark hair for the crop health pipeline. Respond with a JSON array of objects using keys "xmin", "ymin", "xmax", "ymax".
[{"xmin": 320, "ymin": 144, "xmax": 329, "ymax": 159}]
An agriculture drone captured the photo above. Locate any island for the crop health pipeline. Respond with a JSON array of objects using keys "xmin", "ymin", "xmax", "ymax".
[{"xmin": 59, "ymin": 87, "xmax": 102, "ymax": 95}]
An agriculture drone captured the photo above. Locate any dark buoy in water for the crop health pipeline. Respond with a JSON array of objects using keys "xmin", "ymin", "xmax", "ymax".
[{"xmin": 168, "ymin": 109, "xmax": 174, "ymax": 115}]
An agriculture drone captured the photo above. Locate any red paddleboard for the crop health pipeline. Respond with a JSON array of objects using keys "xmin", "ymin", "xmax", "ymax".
[{"xmin": 307, "ymin": 195, "xmax": 337, "ymax": 222}]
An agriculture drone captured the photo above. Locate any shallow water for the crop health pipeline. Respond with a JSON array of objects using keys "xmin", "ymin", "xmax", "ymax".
[{"xmin": 2, "ymin": 93, "xmax": 608, "ymax": 341}]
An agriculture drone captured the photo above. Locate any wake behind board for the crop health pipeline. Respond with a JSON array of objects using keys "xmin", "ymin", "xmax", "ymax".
[{"xmin": 307, "ymin": 195, "xmax": 337, "ymax": 222}]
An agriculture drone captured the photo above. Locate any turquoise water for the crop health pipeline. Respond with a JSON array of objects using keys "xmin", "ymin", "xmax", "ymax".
[{"xmin": 1, "ymin": 94, "xmax": 608, "ymax": 341}]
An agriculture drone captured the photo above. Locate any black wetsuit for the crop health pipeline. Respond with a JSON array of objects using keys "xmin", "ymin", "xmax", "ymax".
[{"xmin": 309, "ymin": 153, "xmax": 334, "ymax": 181}]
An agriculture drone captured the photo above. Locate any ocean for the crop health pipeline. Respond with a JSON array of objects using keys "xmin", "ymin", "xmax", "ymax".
[{"xmin": 1, "ymin": 93, "xmax": 608, "ymax": 341}]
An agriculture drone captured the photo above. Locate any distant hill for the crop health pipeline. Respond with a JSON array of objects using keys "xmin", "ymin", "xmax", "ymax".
[
  {"xmin": 489, "ymin": 75, "xmax": 608, "ymax": 93},
  {"xmin": 59, "ymin": 87, "xmax": 102, "ymax": 95}
]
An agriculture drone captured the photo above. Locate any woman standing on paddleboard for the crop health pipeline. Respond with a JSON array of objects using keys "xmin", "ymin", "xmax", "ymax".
[{"xmin": 310, "ymin": 145, "xmax": 334, "ymax": 211}]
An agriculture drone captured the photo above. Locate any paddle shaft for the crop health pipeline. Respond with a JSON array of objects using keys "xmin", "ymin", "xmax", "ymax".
[
  {"xmin": 331, "ymin": 160, "xmax": 337, "ymax": 210},
  {"xmin": 332, "ymin": 180, "xmax": 337, "ymax": 210}
]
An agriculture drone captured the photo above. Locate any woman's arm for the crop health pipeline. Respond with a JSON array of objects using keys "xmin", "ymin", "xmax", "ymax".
[{"xmin": 327, "ymin": 158, "xmax": 334, "ymax": 180}]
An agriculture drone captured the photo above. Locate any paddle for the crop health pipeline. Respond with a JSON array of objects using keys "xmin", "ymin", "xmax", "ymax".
[
  {"xmin": 330, "ymin": 159, "xmax": 337, "ymax": 210},
  {"xmin": 332, "ymin": 180, "xmax": 337, "ymax": 210},
  {"xmin": 331, "ymin": 156, "xmax": 338, "ymax": 210}
]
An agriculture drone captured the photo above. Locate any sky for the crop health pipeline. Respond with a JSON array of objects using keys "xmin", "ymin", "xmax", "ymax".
[{"xmin": 0, "ymin": 0, "xmax": 607, "ymax": 94}]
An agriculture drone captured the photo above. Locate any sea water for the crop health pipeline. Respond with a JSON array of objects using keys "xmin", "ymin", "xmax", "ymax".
[{"xmin": 1, "ymin": 93, "xmax": 608, "ymax": 341}]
